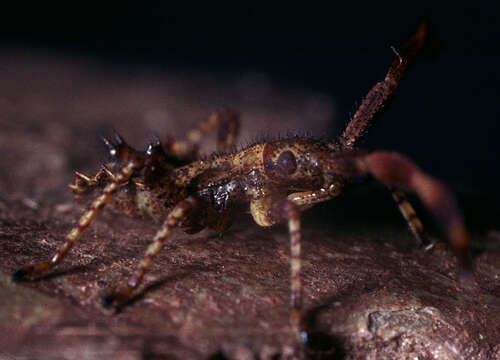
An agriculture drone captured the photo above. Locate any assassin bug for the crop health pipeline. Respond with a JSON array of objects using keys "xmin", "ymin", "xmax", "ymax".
[{"xmin": 13, "ymin": 21, "xmax": 472, "ymax": 350}]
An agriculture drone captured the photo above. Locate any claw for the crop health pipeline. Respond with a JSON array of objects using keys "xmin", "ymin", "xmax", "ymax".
[
  {"xmin": 102, "ymin": 285, "xmax": 133, "ymax": 309},
  {"xmin": 70, "ymin": 171, "xmax": 96, "ymax": 193},
  {"xmin": 12, "ymin": 262, "xmax": 51, "ymax": 281},
  {"xmin": 102, "ymin": 295, "xmax": 123, "ymax": 314},
  {"xmin": 68, "ymin": 184, "xmax": 78, "ymax": 192},
  {"xmin": 102, "ymin": 293, "xmax": 117, "ymax": 308},
  {"xmin": 12, "ymin": 266, "xmax": 31, "ymax": 282},
  {"xmin": 101, "ymin": 165, "xmax": 115, "ymax": 180},
  {"xmin": 423, "ymin": 239, "xmax": 437, "ymax": 252},
  {"xmin": 74, "ymin": 171, "xmax": 92, "ymax": 185}
]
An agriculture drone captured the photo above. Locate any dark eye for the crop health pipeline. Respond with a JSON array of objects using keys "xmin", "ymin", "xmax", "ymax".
[{"xmin": 277, "ymin": 150, "xmax": 297, "ymax": 175}]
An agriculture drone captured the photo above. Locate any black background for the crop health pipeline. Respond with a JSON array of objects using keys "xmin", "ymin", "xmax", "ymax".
[{"xmin": 0, "ymin": 3, "xmax": 498, "ymax": 194}]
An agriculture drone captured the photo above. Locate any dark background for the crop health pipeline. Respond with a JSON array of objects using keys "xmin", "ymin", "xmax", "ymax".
[{"xmin": 0, "ymin": 3, "xmax": 498, "ymax": 193}]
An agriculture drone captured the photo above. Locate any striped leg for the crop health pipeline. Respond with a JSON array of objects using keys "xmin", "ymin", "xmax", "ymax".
[
  {"xmin": 391, "ymin": 189, "xmax": 434, "ymax": 249},
  {"xmin": 332, "ymin": 150, "xmax": 473, "ymax": 282},
  {"xmin": 12, "ymin": 161, "xmax": 138, "ymax": 281},
  {"xmin": 251, "ymin": 197, "xmax": 306, "ymax": 343},
  {"xmin": 167, "ymin": 108, "xmax": 240, "ymax": 157},
  {"xmin": 287, "ymin": 186, "xmax": 434, "ymax": 253},
  {"xmin": 334, "ymin": 21, "xmax": 431, "ymax": 269},
  {"xmin": 103, "ymin": 197, "xmax": 197, "ymax": 307},
  {"xmin": 276, "ymin": 200, "xmax": 307, "ymax": 344}
]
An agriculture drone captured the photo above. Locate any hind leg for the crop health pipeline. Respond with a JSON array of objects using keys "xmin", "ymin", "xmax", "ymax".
[
  {"xmin": 334, "ymin": 21, "xmax": 432, "ymax": 252},
  {"xmin": 391, "ymin": 189, "xmax": 435, "ymax": 249},
  {"xmin": 338, "ymin": 21, "xmax": 428, "ymax": 148},
  {"xmin": 330, "ymin": 150, "xmax": 473, "ymax": 282},
  {"xmin": 166, "ymin": 108, "xmax": 240, "ymax": 158}
]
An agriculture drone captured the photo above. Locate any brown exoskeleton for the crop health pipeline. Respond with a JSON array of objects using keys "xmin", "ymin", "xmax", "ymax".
[{"xmin": 13, "ymin": 21, "xmax": 473, "ymax": 351}]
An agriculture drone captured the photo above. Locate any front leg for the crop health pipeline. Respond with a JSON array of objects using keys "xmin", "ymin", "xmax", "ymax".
[
  {"xmin": 13, "ymin": 159, "xmax": 140, "ymax": 281},
  {"xmin": 287, "ymin": 181, "xmax": 342, "ymax": 211},
  {"xmin": 251, "ymin": 197, "xmax": 306, "ymax": 345}
]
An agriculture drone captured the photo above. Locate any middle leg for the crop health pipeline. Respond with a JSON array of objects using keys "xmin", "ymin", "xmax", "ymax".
[{"xmin": 103, "ymin": 196, "xmax": 198, "ymax": 307}]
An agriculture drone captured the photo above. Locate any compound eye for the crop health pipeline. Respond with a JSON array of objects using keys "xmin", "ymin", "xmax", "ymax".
[{"xmin": 277, "ymin": 150, "xmax": 297, "ymax": 175}]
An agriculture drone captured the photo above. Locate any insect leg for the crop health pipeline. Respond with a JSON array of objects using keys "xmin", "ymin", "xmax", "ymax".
[
  {"xmin": 12, "ymin": 161, "xmax": 138, "ymax": 281},
  {"xmin": 68, "ymin": 165, "xmax": 115, "ymax": 198},
  {"xmin": 214, "ymin": 108, "xmax": 240, "ymax": 153},
  {"xmin": 333, "ymin": 150, "xmax": 473, "ymax": 282},
  {"xmin": 251, "ymin": 197, "xmax": 306, "ymax": 343},
  {"xmin": 338, "ymin": 21, "xmax": 427, "ymax": 148},
  {"xmin": 103, "ymin": 196, "xmax": 197, "ymax": 307},
  {"xmin": 287, "ymin": 182, "xmax": 343, "ymax": 211},
  {"xmin": 287, "ymin": 181, "xmax": 433, "ymax": 251},
  {"xmin": 391, "ymin": 189, "xmax": 434, "ymax": 249},
  {"xmin": 288, "ymin": 183, "xmax": 434, "ymax": 250},
  {"xmin": 167, "ymin": 108, "xmax": 239, "ymax": 157},
  {"xmin": 274, "ymin": 200, "xmax": 306, "ymax": 343}
]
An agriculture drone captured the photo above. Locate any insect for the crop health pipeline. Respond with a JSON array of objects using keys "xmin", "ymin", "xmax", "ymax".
[{"xmin": 13, "ymin": 21, "xmax": 472, "ymax": 352}]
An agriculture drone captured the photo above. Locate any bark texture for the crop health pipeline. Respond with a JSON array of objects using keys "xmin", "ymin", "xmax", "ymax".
[{"xmin": 1, "ymin": 52, "xmax": 499, "ymax": 359}]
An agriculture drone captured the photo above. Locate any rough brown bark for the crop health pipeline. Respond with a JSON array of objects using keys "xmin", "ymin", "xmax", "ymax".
[{"xmin": 1, "ymin": 52, "xmax": 499, "ymax": 359}]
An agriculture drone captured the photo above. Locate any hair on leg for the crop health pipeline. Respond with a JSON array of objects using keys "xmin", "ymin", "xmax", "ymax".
[{"xmin": 338, "ymin": 21, "xmax": 427, "ymax": 148}]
